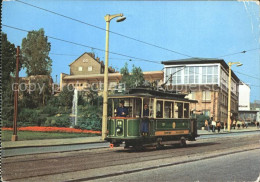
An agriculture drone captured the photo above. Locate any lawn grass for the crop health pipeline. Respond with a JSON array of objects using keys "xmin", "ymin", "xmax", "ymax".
[{"xmin": 1, "ymin": 130, "xmax": 99, "ymax": 141}]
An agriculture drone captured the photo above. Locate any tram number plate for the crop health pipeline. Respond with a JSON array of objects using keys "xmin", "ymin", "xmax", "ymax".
[{"xmin": 155, "ymin": 130, "xmax": 189, "ymax": 136}]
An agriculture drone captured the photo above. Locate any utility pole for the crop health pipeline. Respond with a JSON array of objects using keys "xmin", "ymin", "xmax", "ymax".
[{"xmin": 12, "ymin": 46, "xmax": 20, "ymax": 141}]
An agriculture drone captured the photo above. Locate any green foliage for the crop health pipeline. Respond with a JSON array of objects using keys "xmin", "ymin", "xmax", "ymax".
[
  {"xmin": 46, "ymin": 114, "xmax": 71, "ymax": 127},
  {"xmin": 74, "ymin": 104, "xmax": 102, "ymax": 130},
  {"xmin": 196, "ymin": 114, "xmax": 210, "ymax": 128},
  {"xmin": 19, "ymin": 76, "xmax": 52, "ymax": 108},
  {"xmin": 120, "ymin": 63, "xmax": 145, "ymax": 89},
  {"xmin": 21, "ymin": 28, "xmax": 52, "ymax": 76},
  {"xmin": 18, "ymin": 108, "xmax": 46, "ymax": 126},
  {"xmin": 42, "ymin": 105, "xmax": 59, "ymax": 116},
  {"xmin": 58, "ymin": 85, "xmax": 74, "ymax": 108},
  {"xmin": 76, "ymin": 117, "xmax": 102, "ymax": 130},
  {"xmin": 2, "ymin": 120, "xmax": 13, "ymax": 128},
  {"xmin": 120, "ymin": 62, "xmax": 132, "ymax": 88},
  {"xmin": 1, "ymin": 33, "xmax": 19, "ymax": 124},
  {"xmin": 131, "ymin": 65, "xmax": 145, "ymax": 87},
  {"xmin": 1, "ymin": 32, "xmax": 19, "ymax": 85}
]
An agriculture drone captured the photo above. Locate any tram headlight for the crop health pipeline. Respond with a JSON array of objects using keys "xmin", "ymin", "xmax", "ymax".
[{"xmin": 116, "ymin": 127, "xmax": 122, "ymax": 134}]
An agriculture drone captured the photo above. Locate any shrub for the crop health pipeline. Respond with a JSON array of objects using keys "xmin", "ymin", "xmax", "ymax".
[
  {"xmin": 76, "ymin": 116, "xmax": 101, "ymax": 131},
  {"xmin": 2, "ymin": 120, "xmax": 13, "ymax": 127},
  {"xmin": 196, "ymin": 114, "xmax": 210, "ymax": 129},
  {"xmin": 42, "ymin": 105, "xmax": 59, "ymax": 116},
  {"xmin": 47, "ymin": 114, "xmax": 71, "ymax": 127},
  {"xmin": 18, "ymin": 108, "xmax": 47, "ymax": 126}
]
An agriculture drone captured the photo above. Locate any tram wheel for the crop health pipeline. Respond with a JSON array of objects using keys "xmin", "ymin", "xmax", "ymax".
[
  {"xmin": 133, "ymin": 145, "xmax": 144, "ymax": 151},
  {"xmin": 180, "ymin": 137, "xmax": 187, "ymax": 147}
]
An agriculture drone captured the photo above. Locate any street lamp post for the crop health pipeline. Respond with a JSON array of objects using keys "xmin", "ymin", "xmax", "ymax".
[
  {"xmin": 227, "ymin": 62, "xmax": 242, "ymax": 132},
  {"xmin": 102, "ymin": 14, "xmax": 126, "ymax": 140}
]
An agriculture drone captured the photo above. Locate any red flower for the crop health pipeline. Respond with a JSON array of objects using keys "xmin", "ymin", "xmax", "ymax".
[{"xmin": 2, "ymin": 127, "xmax": 101, "ymax": 134}]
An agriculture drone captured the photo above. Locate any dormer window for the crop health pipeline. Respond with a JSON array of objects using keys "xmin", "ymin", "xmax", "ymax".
[{"xmin": 78, "ymin": 66, "xmax": 83, "ymax": 71}]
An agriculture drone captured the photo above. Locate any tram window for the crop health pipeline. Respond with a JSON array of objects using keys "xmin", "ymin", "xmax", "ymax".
[
  {"xmin": 134, "ymin": 98, "xmax": 142, "ymax": 117},
  {"xmin": 156, "ymin": 101, "xmax": 163, "ymax": 118},
  {"xmin": 175, "ymin": 102, "xmax": 183, "ymax": 118},
  {"xmin": 184, "ymin": 103, "xmax": 189, "ymax": 118},
  {"xmin": 164, "ymin": 102, "xmax": 172, "ymax": 118}
]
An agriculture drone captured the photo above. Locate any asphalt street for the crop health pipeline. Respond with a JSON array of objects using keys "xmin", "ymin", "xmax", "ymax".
[
  {"xmin": 2, "ymin": 131, "xmax": 259, "ymax": 157},
  {"xmin": 96, "ymin": 149, "xmax": 260, "ymax": 182}
]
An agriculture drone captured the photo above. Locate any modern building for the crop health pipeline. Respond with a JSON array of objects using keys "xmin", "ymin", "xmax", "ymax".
[
  {"xmin": 161, "ymin": 58, "xmax": 240, "ymax": 124},
  {"xmin": 249, "ymin": 100, "xmax": 260, "ymax": 123},
  {"xmin": 237, "ymin": 83, "xmax": 259, "ymax": 124},
  {"xmin": 238, "ymin": 81, "xmax": 250, "ymax": 111},
  {"xmin": 60, "ymin": 52, "xmax": 164, "ymax": 92}
]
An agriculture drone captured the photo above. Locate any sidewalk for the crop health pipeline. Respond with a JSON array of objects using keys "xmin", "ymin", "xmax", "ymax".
[{"xmin": 2, "ymin": 127, "xmax": 259, "ymax": 149}]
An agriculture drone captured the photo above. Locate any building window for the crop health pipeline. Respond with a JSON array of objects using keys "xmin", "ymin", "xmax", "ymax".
[
  {"xmin": 203, "ymin": 90, "xmax": 211, "ymax": 101},
  {"xmin": 203, "ymin": 110, "xmax": 210, "ymax": 116},
  {"xmin": 78, "ymin": 66, "xmax": 83, "ymax": 71},
  {"xmin": 184, "ymin": 67, "xmax": 199, "ymax": 84},
  {"xmin": 202, "ymin": 66, "xmax": 218, "ymax": 84},
  {"xmin": 165, "ymin": 65, "xmax": 219, "ymax": 85},
  {"xmin": 88, "ymin": 66, "xmax": 92, "ymax": 71}
]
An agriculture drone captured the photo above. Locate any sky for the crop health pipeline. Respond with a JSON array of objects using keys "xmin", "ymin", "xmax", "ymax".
[{"xmin": 2, "ymin": 0, "xmax": 260, "ymax": 102}]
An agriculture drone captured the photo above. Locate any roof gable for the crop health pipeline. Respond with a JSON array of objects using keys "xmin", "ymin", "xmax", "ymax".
[{"xmin": 69, "ymin": 52, "xmax": 100, "ymax": 66}]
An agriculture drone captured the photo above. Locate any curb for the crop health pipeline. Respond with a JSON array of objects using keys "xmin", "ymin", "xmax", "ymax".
[
  {"xmin": 2, "ymin": 140, "xmax": 107, "ymax": 150},
  {"xmin": 2, "ymin": 130, "xmax": 259, "ymax": 149},
  {"xmin": 198, "ymin": 129, "xmax": 259, "ymax": 136}
]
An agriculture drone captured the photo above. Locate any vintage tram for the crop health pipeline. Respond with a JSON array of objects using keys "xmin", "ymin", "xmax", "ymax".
[{"xmin": 105, "ymin": 88, "xmax": 199, "ymax": 148}]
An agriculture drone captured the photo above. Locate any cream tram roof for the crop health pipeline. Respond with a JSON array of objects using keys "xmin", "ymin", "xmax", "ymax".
[{"xmin": 108, "ymin": 88, "xmax": 198, "ymax": 103}]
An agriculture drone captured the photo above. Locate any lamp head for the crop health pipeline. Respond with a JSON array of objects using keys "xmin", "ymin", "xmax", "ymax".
[
  {"xmin": 236, "ymin": 63, "xmax": 243, "ymax": 67},
  {"xmin": 116, "ymin": 16, "xmax": 126, "ymax": 22}
]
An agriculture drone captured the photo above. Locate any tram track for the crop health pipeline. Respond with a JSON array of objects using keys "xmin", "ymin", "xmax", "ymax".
[{"xmin": 2, "ymin": 134, "xmax": 260, "ymax": 181}]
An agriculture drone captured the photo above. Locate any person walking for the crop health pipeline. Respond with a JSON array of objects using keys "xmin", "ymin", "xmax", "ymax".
[
  {"xmin": 217, "ymin": 122, "xmax": 221, "ymax": 133},
  {"xmin": 232, "ymin": 120, "xmax": 236, "ymax": 130},
  {"xmin": 205, "ymin": 119, "xmax": 209, "ymax": 132},
  {"xmin": 212, "ymin": 120, "xmax": 216, "ymax": 132}
]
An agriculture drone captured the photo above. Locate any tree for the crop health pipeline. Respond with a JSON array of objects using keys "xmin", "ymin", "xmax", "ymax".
[
  {"xmin": 1, "ymin": 32, "xmax": 17, "ymax": 84},
  {"xmin": 1, "ymin": 32, "xmax": 18, "ymax": 123},
  {"xmin": 21, "ymin": 28, "xmax": 52, "ymax": 76},
  {"xmin": 120, "ymin": 63, "xmax": 145, "ymax": 89},
  {"xmin": 58, "ymin": 85, "xmax": 74, "ymax": 109},
  {"xmin": 131, "ymin": 65, "xmax": 145, "ymax": 87},
  {"xmin": 19, "ymin": 76, "xmax": 53, "ymax": 108}
]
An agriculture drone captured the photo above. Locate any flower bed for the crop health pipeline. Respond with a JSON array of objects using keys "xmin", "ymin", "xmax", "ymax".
[{"xmin": 2, "ymin": 126, "xmax": 101, "ymax": 134}]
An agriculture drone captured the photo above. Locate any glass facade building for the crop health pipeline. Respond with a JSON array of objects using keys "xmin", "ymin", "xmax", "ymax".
[{"xmin": 165, "ymin": 65, "xmax": 219, "ymax": 85}]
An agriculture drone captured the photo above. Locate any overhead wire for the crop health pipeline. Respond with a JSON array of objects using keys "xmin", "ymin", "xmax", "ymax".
[
  {"xmin": 13, "ymin": 0, "xmax": 260, "ymax": 61},
  {"xmin": 14, "ymin": 0, "xmax": 195, "ymax": 58},
  {"xmin": 2, "ymin": 24, "xmax": 161, "ymax": 65},
  {"xmin": 4, "ymin": 25, "xmax": 260, "ymax": 89}
]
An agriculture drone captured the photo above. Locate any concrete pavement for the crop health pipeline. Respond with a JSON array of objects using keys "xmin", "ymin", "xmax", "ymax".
[{"xmin": 2, "ymin": 126, "xmax": 259, "ymax": 149}]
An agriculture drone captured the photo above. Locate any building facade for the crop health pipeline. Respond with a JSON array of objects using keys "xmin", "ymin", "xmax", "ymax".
[
  {"xmin": 60, "ymin": 52, "xmax": 164, "ymax": 92},
  {"xmin": 238, "ymin": 82, "xmax": 250, "ymax": 111},
  {"xmin": 161, "ymin": 58, "xmax": 240, "ymax": 124}
]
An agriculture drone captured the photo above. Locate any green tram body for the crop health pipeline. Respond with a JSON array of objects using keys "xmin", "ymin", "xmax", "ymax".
[{"xmin": 106, "ymin": 88, "xmax": 199, "ymax": 148}]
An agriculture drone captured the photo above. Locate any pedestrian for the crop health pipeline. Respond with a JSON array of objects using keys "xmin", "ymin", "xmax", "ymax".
[
  {"xmin": 212, "ymin": 120, "xmax": 216, "ymax": 132},
  {"xmin": 237, "ymin": 123, "xmax": 240, "ymax": 129},
  {"xmin": 232, "ymin": 120, "xmax": 236, "ymax": 129},
  {"xmin": 257, "ymin": 121, "xmax": 260, "ymax": 129},
  {"xmin": 242, "ymin": 121, "xmax": 245, "ymax": 129},
  {"xmin": 217, "ymin": 122, "xmax": 221, "ymax": 133},
  {"xmin": 205, "ymin": 119, "xmax": 209, "ymax": 132},
  {"xmin": 245, "ymin": 121, "xmax": 248, "ymax": 128}
]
